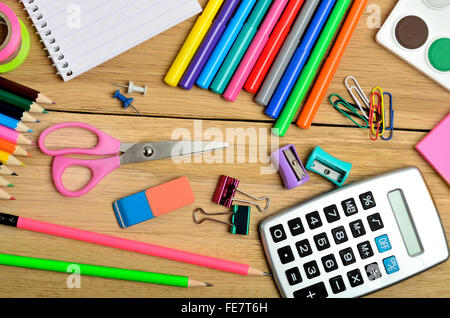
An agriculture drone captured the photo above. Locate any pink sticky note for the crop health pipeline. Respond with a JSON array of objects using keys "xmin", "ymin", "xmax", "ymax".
[{"xmin": 415, "ymin": 114, "xmax": 450, "ymax": 185}]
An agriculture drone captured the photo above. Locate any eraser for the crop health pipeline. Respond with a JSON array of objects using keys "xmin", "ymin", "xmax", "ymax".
[{"xmin": 113, "ymin": 177, "xmax": 195, "ymax": 228}]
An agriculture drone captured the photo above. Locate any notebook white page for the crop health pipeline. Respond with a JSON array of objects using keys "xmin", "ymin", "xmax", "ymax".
[{"xmin": 22, "ymin": 0, "xmax": 202, "ymax": 81}]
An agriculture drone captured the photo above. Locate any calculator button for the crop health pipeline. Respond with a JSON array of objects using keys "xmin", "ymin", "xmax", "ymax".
[
  {"xmin": 296, "ymin": 239, "xmax": 313, "ymax": 258},
  {"xmin": 305, "ymin": 211, "xmax": 322, "ymax": 230},
  {"xmin": 367, "ymin": 213, "xmax": 384, "ymax": 232},
  {"xmin": 359, "ymin": 191, "xmax": 376, "ymax": 210},
  {"xmin": 288, "ymin": 217, "xmax": 305, "ymax": 236},
  {"xmin": 304, "ymin": 260, "xmax": 321, "ymax": 279},
  {"xmin": 321, "ymin": 254, "xmax": 339, "ymax": 273},
  {"xmin": 270, "ymin": 224, "xmax": 287, "ymax": 243},
  {"xmin": 357, "ymin": 241, "xmax": 374, "ymax": 259},
  {"xmin": 341, "ymin": 198, "xmax": 358, "ymax": 216},
  {"xmin": 349, "ymin": 219, "xmax": 366, "ymax": 238},
  {"xmin": 293, "ymin": 282, "xmax": 328, "ymax": 299},
  {"xmin": 329, "ymin": 276, "xmax": 346, "ymax": 294},
  {"xmin": 365, "ymin": 262, "xmax": 382, "ymax": 281},
  {"xmin": 347, "ymin": 269, "xmax": 364, "ymax": 288},
  {"xmin": 375, "ymin": 234, "xmax": 392, "ymax": 253},
  {"xmin": 331, "ymin": 226, "xmax": 348, "ymax": 245},
  {"xmin": 383, "ymin": 256, "xmax": 400, "ymax": 275},
  {"xmin": 286, "ymin": 267, "xmax": 302, "ymax": 286},
  {"xmin": 313, "ymin": 232, "xmax": 331, "ymax": 251},
  {"xmin": 339, "ymin": 248, "xmax": 356, "ymax": 266},
  {"xmin": 277, "ymin": 246, "xmax": 295, "ymax": 264},
  {"xmin": 323, "ymin": 204, "xmax": 340, "ymax": 223}
]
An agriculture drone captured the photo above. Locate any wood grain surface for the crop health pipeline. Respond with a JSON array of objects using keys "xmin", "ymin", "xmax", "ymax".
[{"xmin": 0, "ymin": 0, "xmax": 448, "ymax": 298}]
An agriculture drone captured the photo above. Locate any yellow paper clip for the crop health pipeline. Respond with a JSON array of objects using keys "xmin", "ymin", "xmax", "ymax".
[{"xmin": 371, "ymin": 87, "xmax": 385, "ymax": 137}]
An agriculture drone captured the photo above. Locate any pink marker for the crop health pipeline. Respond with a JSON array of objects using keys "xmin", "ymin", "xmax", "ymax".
[{"xmin": 223, "ymin": 0, "xmax": 288, "ymax": 102}]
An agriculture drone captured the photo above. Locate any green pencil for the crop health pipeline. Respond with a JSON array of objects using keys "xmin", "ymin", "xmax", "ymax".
[
  {"xmin": 210, "ymin": 0, "xmax": 273, "ymax": 94},
  {"xmin": 0, "ymin": 253, "xmax": 212, "ymax": 288},
  {"xmin": 273, "ymin": 0, "xmax": 352, "ymax": 137},
  {"xmin": 0, "ymin": 89, "xmax": 47, "ymax": 114}
]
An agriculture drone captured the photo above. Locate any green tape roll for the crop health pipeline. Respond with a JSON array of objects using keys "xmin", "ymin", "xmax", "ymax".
[{"xmin": 0, "ymin": 19, "xmax": 30, "ymax": 73}]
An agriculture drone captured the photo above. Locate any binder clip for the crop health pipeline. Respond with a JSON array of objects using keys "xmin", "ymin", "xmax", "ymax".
[
  {"xmin": 271, "ymin": 145, "xmax": 309, "ymax": 189},
  {"xmin": 193, "ymin": 205, "xmax": 251, "ymax": 235},
  {"xmin": 212, "ymin": 175, "xmax": 271, "ymax": 213},
  {"xmin": 306, "ymin": 146, "xmax": 352, "ymax": 187}
]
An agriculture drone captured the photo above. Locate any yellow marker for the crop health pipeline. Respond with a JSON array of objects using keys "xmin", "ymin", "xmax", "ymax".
[
  {"xmin": 164, "ymin": 0, "xmax": 224, "ymax": 87},
  {"xmin": 0, "ymin": 150, "xmax": 25, "ymax": 167}
]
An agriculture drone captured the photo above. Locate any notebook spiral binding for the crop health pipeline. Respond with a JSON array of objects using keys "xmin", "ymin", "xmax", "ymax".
[{"xmin": 20, "ymin": 0, "xmax": 73, "ymax": 79}]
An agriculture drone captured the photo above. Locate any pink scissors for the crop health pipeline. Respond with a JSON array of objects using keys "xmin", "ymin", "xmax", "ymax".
[{"xmin": 38, "ymin": 122, "xmax": 228, "ymax": 198}]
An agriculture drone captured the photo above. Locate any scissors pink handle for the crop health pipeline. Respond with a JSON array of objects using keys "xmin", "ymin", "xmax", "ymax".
[
  {"xmin": 52, "ymin": 156, "xmax": 121, "ymax": 198},
  {"xmin": 39, "ymin": 122, "xmax": 121, "ymax": 156}
]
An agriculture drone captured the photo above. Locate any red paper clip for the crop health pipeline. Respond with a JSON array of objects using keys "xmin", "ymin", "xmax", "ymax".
[{"xmin": 369, "ymin": 91, "xmax": 382, "ymax": 141}]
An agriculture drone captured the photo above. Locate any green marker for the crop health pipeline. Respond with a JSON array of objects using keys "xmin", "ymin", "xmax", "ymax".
[
  {"xmin": 0, "ymin": 89, "xmax": 47, "ymax": 114},
  {"xmin": 0, "ymin": 253, "xmax": 211, "ymax": 288},
  {"xmin": 273, "ymin": 0, "xmax": 352, "ymax": 137},
  {"xmin": 210, "ymin": 0, "xmax": 273, "ymax": 94}
]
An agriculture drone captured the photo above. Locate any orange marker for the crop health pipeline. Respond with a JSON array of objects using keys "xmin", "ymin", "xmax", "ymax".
[
  {"xmin": 0, "ymin": 138, "xmax": 30, "ymax": 157},
  {"xmin": 297, "ymin": 0, "xmax": 368, "ymax": 129}
]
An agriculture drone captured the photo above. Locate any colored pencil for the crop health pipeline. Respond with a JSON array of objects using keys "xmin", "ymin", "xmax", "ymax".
[
  {"xmin": 0, "ymin": 150, "xmax": 25, "ymax": 166},
  {"xmin": 265, "ymin": 0, "xmax": 336, "ymax": 119},
  {"xmin": 0, "ymin": 189, "xmax": 14, "ymax": 200},
  {"xmin": 164, "ymin": 0, "xmax": 225, "ymax": 87},
  {"xmin": 274, "ymin": 0, "xmax": 352, "ymax": 137},
  {"xmin": 210, "ymin": 0, "xmax": 273, "ymax": 94},
  {"xmin": 0, "ymin": 212, "xmax": 270, "ymax": 277},
  {"xmin": 0, "ymin": 100, "xmax": 39, "ymax": 123},
  {"xmin": 223, "ymin": 0, "xmax": 289, "ymax": 101},
  {"xmin": 0, "ymin": 138, "xmax": 30, "ymax": 157},
  {"xmin": 244, "ymin": 0, "xmax": 305, "ymax": 94},
  {"xmin": 0, "ymin": 253, "xmax": 212, "ymax": 288},
  {"xmin": 0, "ymin": 77, "xmax": 54, "ymax": 104},
  {"xmin": 0, "ymin": 163, "xmax": 17, "ymax": 176},
  {"xmin": 0, "ymin": 113, "xmax": 33, "ymax": 132},
  {"xmin": 0, "ymin": 89, "xmax": 46, "ymax": 114},
  {"xmin": 0, "ymin": 176, "xmax": 13, "ymax": 187},
  {"xmin": 0, "ymin": 125, "xmax": 33, "ymax": 145},
  {"xmin": 255, "ymin": 0, "xmax": 319, "ymax": 106},
  {"xmin": 297, "ymin": 0, "xmax": 369, "ymax": 129},
  {"xmin": 196, "ymin": 0, "xmax": 257, "ymax": 89}
]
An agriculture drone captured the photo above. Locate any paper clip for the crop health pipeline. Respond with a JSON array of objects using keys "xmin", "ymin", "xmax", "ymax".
[
  {"xmin": 345, "ymin": 76, "xmax": 370, "ymax": 119},
  {"xmin": 329, "ymin": 94, "xmax": 369, "ymax": 129},
  {"xmin": 372, "ymin": 87, "xmax": 386, "ymax": 136},
  {"xmin": 212, "ymin": 175, "xmax": 271, "ymax": 213},
  {"xmin": 193, "ymin": 206, "xmax": 251, "ymax": 235},
  {"xmin": 381, "ymin": 92, "xmax": 394, "ymax": 141},
  {"xmin": 369, "ymin": 91, "xmax": 382, "ymax": 141}
]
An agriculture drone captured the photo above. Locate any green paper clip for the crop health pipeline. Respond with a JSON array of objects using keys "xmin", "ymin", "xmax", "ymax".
[{"xmin": 329, "ymin": 94, "xmax": 369, "ymax": 129}]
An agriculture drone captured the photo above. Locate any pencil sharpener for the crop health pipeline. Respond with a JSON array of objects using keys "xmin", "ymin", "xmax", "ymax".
[{"xmin": 271, "ymin": 145, "xmax": 309, "ymax": 189}]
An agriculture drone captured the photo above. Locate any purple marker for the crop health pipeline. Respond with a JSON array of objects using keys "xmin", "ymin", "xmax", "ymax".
[
  {"xmin": 179, "ymin": 0, "xmax": 241, "ymax": 90},
  {"xmin": 271, "ymin": 144, "xmax": 309, "ymax": 190}
]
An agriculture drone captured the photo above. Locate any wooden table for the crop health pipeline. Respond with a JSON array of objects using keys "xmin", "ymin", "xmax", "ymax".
[{"xmin": 0, "ymin": 0, "xmax": 448, "ymax": 298}]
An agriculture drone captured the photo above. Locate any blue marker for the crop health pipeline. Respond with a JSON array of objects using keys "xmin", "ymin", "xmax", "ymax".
[
  {"xmin": 265, "ymin": 0, "xmax": 336, "ymax": 119},
  {"xmin": 196, "ymin": 0, "xmax": 257, "ymax": 89},
  {"xmin": 0, "ymin": 113, "xmax": 33, "ymax": 132}
]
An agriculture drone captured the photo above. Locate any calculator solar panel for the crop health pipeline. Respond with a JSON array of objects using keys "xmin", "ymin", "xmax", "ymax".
[{"xmin": 260, "ymin": 167, "xmax": 448, "ymax": 298}]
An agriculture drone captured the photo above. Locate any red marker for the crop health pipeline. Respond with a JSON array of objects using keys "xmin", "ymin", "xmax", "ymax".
[{"xmin": 244, "ymin": 0, "xmax": 305, "ymax": 93}]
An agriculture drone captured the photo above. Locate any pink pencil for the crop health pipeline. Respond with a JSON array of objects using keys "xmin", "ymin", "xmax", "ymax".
[
  {"xmin": 223, "ymin": 0, "xmax": 288, "ymax": 102},
  {"xmin": 0, "ymin": 212, "xmax": 269, "ymax": 276}
]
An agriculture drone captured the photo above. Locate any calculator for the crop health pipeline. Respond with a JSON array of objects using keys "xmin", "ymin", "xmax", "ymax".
[{"xmin": 260, "ymin": 167, "xmax": 449, "ymax": 298}]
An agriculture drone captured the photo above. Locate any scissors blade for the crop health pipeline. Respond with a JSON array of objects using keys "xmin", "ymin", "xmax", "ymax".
[{"xmin": 120, "ymin": 141, "xmax": 229, "ymax": 165}]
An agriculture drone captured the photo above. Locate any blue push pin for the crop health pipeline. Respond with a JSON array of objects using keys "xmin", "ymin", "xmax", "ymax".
[{"xmin": 113, "ymin": 90, "xmax": 141, "ymax": 115}]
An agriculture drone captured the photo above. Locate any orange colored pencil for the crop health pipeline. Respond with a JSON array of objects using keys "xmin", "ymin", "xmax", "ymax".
[
  {"xmin": 297, "ymin": 0, "xmax": 368, "ymax": 129},
  {"xmin": 0, "ymin": 138, "xmax": 30, "ymax": 157}
]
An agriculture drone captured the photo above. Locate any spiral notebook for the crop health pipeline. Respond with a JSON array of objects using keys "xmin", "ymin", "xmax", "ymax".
[{"xmin": 22, "ymin": 0, "xmax": 202, "ymax": 81}]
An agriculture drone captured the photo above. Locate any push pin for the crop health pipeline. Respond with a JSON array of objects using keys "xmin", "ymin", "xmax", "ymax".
[
  {"xmin": 306, "ymin": 146, "xmax": 352, "ymax": 187},
  {"xmin": 193, "ymin": 205, "xmax": 251, "ymax": 235},
  {"xmin": 113, "ymin": 90, "xmax": 141, "ymax": 115},
  {"xmin": 115, "ymin": 81, "xmax": 148, "ymax": 95},
  {"xmin": 212, "ymin": 175, "xmax": 270, "ymax": 213},
  {"xmin": 271, "ymin": 145, "xmax": 309, "ymax": 190}
]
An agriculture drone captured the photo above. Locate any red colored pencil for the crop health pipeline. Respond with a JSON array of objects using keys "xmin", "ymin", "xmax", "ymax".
[{"xmin": 244, "ymin": 0, "xmax": 305, "ymax": 93}]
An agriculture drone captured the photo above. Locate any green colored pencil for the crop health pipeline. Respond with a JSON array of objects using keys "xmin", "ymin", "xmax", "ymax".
[
  {"xmin": 0, "ymin": 253, "xmax": 212, "ymax": 288},
  {"xmin": 0, "ymin": 89, "xmax": 47, "ymax": 114},
  {"xmin": 273, "ymin": 0, "xmax": 352, "ymax": 137}
]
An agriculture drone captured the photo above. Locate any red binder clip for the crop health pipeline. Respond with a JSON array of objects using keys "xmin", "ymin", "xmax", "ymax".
[{"xmin": 212, "ymin": 175, "xmax": 271, "ymax": 213}]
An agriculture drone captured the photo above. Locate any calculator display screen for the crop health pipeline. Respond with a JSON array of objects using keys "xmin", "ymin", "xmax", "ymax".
[{"xmin": 388, "ymin": 190, "xmax": 423, "ymax": 256}]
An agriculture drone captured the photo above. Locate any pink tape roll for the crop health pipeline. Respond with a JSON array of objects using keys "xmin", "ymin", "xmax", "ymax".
[{"xmin": 0, "ymin": 2, "xmax": 21, "ymax": 61}]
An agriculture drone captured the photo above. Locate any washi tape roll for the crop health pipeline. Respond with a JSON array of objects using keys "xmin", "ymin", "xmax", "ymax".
[
  {"xmin": 0, "ymin": 19, "xmax": 30, "ymax": 73},
  {"xmin": 0, "ymin": 2, "xmax": 21, "ymax": 61}
]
